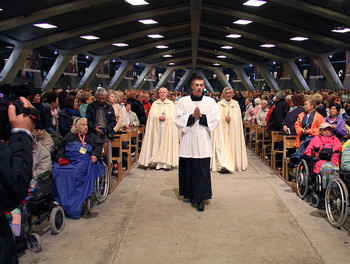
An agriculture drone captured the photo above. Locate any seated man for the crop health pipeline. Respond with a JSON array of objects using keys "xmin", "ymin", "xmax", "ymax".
[{"xmin": 52, "ymin": 118, "xmax": 104, "ymax": 219}]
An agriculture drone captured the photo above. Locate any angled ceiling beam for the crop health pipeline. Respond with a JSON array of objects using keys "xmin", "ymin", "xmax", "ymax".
[
  {"xmin": 175, "ymin": 69, "xmax": 193, "ymax": 91},
  {"xmin": 197, "ymin": 69, "xmax": 214, "ymax": 92},
  {"xmin": 268, "ymin": 0, "xmax": 350, "ymax": 25},
  {"xmin": 198, "ymin": 47, "xmax": 255, "ymax": 65},
  {"xmin": 22, "ymin": 4, "xmax": 188, "ymax": 48},
  {"xmin": 107, "ymin": 61, "xmax": 134, "ymax": 91},
  {"xmin": 200, "ymin": 35, "xmax": 285, "ymax": 61},
  {"xmin": 190, "ymin": 0, "xmax": 202, "ymax": 71},
  {"xmin": 233, "ymin": 66, "xmax": 255, "ymax": 92},
  {"xmin": 0, "ymin": 0, "xmax": 112, "ymax": 32},
  {"xmin": 201, "ymin": 22, "xmax": 320, "ymax": 59},
  {"xmin": 208, "ymin": 67, "xmax": 233, "ymax": 90},
  {"xmin": 203, "ymin": 4, "xmax": 350, "ymax": 50}
]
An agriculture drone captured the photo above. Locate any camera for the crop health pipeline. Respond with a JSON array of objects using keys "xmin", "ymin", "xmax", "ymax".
[
  {"xmin": 100, "ymin": 127, "xmax": 107, "ymax": 134},
  {"xmin": 0, "ymin": 83, "xmax": 43, "ymax": 140}
]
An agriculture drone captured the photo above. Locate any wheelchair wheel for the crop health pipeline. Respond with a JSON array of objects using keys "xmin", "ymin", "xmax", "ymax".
[
  {"xmin": 94, "ymin": 162, "xmax": 109, "ymax": 204},
  {"xmin": 310, "ymin": 192, "xmax": 320, "ymax": 208},
  {"xmin": 50, "ymin": 206, "xmax": 65, "ymax": 235},
  {"xmin": 325, "ymin": 177, "xmax": 349, "ymax": 228},
  {"xmin": 296, "ymin": 159, "xmax": 309, "ymax": 199},
  {"xmin": 27, "ymin": 232, "xmax": 41, "ymax": 253}
]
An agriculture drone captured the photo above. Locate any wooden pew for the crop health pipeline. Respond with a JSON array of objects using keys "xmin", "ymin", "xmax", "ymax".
[
  {"xmin": 101, "ymin": 140, "xmax": 117, "ymax": 193},
  {"xmin": 137, "ymin": 125, "xmax": 145, "ymax": 154},
  {"xmin": 262, "ymin": 127, "xmax": 271, "ymax": 164},
  {"xmin": 120, "ymin": 130, "xmax": 132, "ymax": 173},
  {"xmin": 282, "ymin": 135, "xmax": 297, "ymax": 181},
  {"xmin": 255, "ymin": 125, "xmax": 265, "ymax": 157},
  {"xmin": 270, "ymin": 131, "xmax": 285, "ymax": 173},
  {"xmin": 244, "ymin": 121, "xmax": 252, "ymax": 146},
  {"xmin": 129, "ymin": 128, "xmax": 139, "ymax": 162},
  {"xmin": 111, "ymin": 135, "xmax": 123, "ymax": 181}
]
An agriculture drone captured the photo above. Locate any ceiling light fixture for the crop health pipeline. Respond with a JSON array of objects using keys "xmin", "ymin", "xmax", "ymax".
[
  {"xmin": 226, "ymin": 34, "xmax": 241, "ymax": 38},
  {"xmin": 138, "ymin": 19, "xmax": 158, "ymax": 24},
  {"xmin": 169, "ymin": 63, "xmax": 175, "ymax": 65},
  {"xmin": 260, "ymin": 44, "xmax": 275, "ymax": 48},
  {"xmin": 243, "ymin": 0, "xmax": 266, "ymax": 7},
  {"xmin": 163, "ymin": 55, "xmax": 173, "ymax": 57},
  {"xmin": 233, "ymin": 19, "xmax": 252, "ymax": 25},
  {"xmin": 290, "ymin": 36, "xmax": 308, "ymax": 41},
  {"xmin": 156, "ymin": 45, "xmax": 168, "ymax": 49},
  {"xmin": 213, "ymin": 63, "xmax": 220, "ymax": 66},
  {"xmin": 0, "ymin": 8, "xmax": 3, "ymax": 11},
  {"xmin": 221, "ymin": 46, "xmax": 233, "ymax": 49},
  {"xmin": 113, "ymin": 43, "xmax": 129, "ymax": 47},
  {"xmin": 80, "ymin": 35, "xmax": 100, "ymax": 40},
  {"xmin": 331, "ymin": 27, "xmax": 350, "ymax": 33},
  {"xmin": 33, "ymin": 23, "xmax": 57, "ymax": 29},
  {"xmin": 125, "ymin": 0, "xmax": 149, "ymax": 6},
  {"xmin": 217, "ymin": 55, "xmax": 226, "ymax": 59},
  {"xmin": 147, "ymin": 34, "xmax": 164, "ymax": 38}
]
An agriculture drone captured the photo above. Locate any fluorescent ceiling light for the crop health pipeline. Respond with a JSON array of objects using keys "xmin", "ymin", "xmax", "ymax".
[
  {"xmin": 138, "ymin": 19, "xmax": 158, "ymax": 24},
  {"xmin": 234, "ymin": 19, "xmax": 252, "ymax": 25},
  {"xmin": 221, "ymin": 46, "xmax": 233, "ymax": 49},
  {"xmin": 260, "ymin": 44, "xmax": 275, "ymax": 48},
  {"xmin": 290, "ymin": 36, "xmax": 308, "ymax": 41},
  {"xmin": 243, "ymin": 0, "xmax": 266, "ymax": 7},
  {"xmin": 163, "ymin": 55, "xmax": 173, "ymax": 58},
  {"xmin": 169, "ymin": 63, "xmax": 175, "ymax": 65},
  {"xmin": 147, "ymin": 34, "xmax": 164, "ymax": 38},
  {"xmin": 80, "ymin": 35, "xmax": 100, "ymax": 40},
  {"xmin": 113, "ymin": 43, "xmax": 129, "ymax": 47},
  {"xmin": 213, "ymin": 63, "xmax": 220, "ymax": 66},
  {"xmin": 0, "ymin": 8, "xmax": 4, "ymax": 11},
  {"xmin": 217, "ymin": 55, "xmax": 226, "ymax": 59},
  {"xmin": 332, "ymin": 28, "xmax": 350, "ymax": 33},
  {"xmin": 226, "ymin": 34, "xmax": 241, "ymax": 38},
  {"xmin": 156, "ymin": 45, "xmax": 168, "ymax": 49},
  {"xmin": 125, "ymin": 0, "xmax": 149, "ymax": 6},
  {"xmin": 33, "ymin": 23, "xmax": 57, "ymax": 29}
]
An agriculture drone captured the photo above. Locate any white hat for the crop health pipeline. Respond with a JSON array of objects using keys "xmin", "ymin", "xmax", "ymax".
[{"xmin": 320, "ymin": 123, "xmax": 332, "ymax": 130}]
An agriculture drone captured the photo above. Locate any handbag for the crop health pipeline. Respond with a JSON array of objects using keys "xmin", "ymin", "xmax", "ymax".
[{"xmin": 318, "ymin": 145, "xmax": 333, "ymax": 161}]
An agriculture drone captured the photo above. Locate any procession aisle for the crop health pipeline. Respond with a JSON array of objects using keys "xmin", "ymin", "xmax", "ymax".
[{"xmin": 19, "ymin": 151, "xmax": 350, "ymax": 264}]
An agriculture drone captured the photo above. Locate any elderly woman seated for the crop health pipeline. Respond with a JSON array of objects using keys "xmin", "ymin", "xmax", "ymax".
[
  {"xmin": 304, "ymin": 123, "xmax": 342, "ymax": 189},
  {"xmin": 52, "ymin": 117, "xmax": 104, "ymax": 219}
]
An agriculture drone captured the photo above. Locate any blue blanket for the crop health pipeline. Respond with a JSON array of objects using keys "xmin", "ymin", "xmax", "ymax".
[{"xmin": 52, "ymin": 141, "xmax": 104, "ymax": 219}]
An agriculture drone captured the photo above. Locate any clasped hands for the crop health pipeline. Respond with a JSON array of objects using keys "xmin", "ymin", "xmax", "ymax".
[{"xmin": 192, "ymin": 107, "xmax": 202, "ymax": 118}]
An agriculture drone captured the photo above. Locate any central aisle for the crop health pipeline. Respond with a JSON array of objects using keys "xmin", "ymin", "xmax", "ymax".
[{"xmin": 19, "ymin": 151, "xmax": 350, "ymax": 264}]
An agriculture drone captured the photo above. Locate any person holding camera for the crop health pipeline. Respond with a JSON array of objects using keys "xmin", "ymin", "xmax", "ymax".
[
  {"xmin": 1, "ymin": 97, "xmax": 36, "ymax": 264},
  {"xmin": 85, "ymin": 88, "xmax": 116, "ymax": 141}
]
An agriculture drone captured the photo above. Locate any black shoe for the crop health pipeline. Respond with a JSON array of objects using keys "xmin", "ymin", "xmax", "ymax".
[
  {"xmin": 220, "ymin": 167, "xmax": 229, "ymax": 173},
  {"xmin": 197, "ymin": 201, "xmax": 205, "ymax": 211}
]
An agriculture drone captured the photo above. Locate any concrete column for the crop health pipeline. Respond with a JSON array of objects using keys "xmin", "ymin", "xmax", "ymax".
[
  {"xmin": 255, "ymin": 64, "xmax": 280, "ymax": 91},
  {"xmin": 133, "ymin": 65, "xmax": 153, "ymax": 90},
  {"xmin": 107, "ymin": 61, "xmax": 133, "ymax": 90},
  {"xmin": 41, "ymin": 52, "xmax": 72, "ymax": 91},
  {"xmin": 233, "ymin": 66, "xmax": 255, "ymax": 91},
  {"xmin": 211, "ymin": 68, "xmax": 233, "ymax": 90},
  {"xmin": 155, "ymin": 67, "xmax": 175, "ymax": 90},
  {"xmin": 282, "ymin": 59, "xmax": 310, "ymax": 91},
  {"xmin": 0, "ymin": 46, "xmax": 32, "ymax": 83},
  {"xmin": 175, "ymin": 69, "xmax": 192, "ymax": 91},
  {"xmin": 77, "ymin": 57, "xmax": 105, "ymax": 90},
  {"xmin": 197, "ymin": 70, "xmax": 214, "ymax": 92},
  {"xmin": 316, "ymin": 54, "xmax": 343, "ymax": 90}
]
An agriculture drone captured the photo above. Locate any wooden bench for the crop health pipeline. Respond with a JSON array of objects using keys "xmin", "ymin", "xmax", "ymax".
[
  {"xmin": 120, "ymin": 130, "xmax": 132, "ymax": 173},
  {"xmin": 111, "ymin": 135, "xmax": 123, "ymax": 180},
  {"xmin": 270, "ymin": 131, "xmax": 285, "ymax": 173},
  {"xmin": 249, "ymin": 123, "xmax": 257, "ymax": 151},
  {"xmin": 129, "ymin": 128, "xmax": 139, "ymax": 162},
  {"xmin": 137, "ymin": 125, "xmax": 145, "ymax": 153},
  {"xmin": 244, "ymin": 121, "xmax": 252, "ymax": 146},
  {"xmin": 282, "ymin": 135, "xmax": 297, "ymax": 181},
  {"xmin": 255, "ymin": 125, "xmax": 266, "ymax": 157},
  {"xmin": 101, "ymin": 140, "xmax": 118, "ymax": 193}
]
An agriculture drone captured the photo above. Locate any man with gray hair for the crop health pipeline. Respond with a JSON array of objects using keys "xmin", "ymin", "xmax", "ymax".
[
  {"xmin": 86, "ymin": 87, "xmax": 117, "ymax": 140},
  {"xmin": 212, "ymin": 87, "xmax": 248, "ymax": 173}
]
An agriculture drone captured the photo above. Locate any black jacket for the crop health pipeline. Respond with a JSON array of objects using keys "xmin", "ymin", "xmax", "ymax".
[
  {"xmin": 282, "ymin": 106, "xmax": 305, "ymax": 135},
  {"xmin": 1, "ymin": 132, "xmax": 33, "ymax": 264},
  {"xmin": 270, "ymin": 99, "xmax": 289, "ymax": 131},
  {"xmin": 316, "ymin": 103, "xmax": 327, "ymax": 117},
  {"xmin": 129, "ymin": 98, "xmax": 146, "ymax": 125},
  {"xmin": 86, "ymin": 101, "xmax": 117, "ymax": 140},
  {"xmin": 56, "ymin": 132, "xmax": 102, "ymax": 161}
]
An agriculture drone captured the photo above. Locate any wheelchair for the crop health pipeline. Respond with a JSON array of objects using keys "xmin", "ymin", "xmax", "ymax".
[
  {"xmin": 16, "ymin": 171, "xmax": 65, "ymax": 253},
  {"xmin": 84, "ymin": 161, "xmax": 110, "ymax": 214},
  {"xmin": 325, "ymin": 169, "xmax": 350, "ymax": 228},
  {"xmin": 295, "ymin": 147, "xmax": 326, "ymax": 208}
]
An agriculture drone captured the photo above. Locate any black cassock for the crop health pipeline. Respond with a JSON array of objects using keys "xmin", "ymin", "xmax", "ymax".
[{"xmin": 179, "ymin": 157, "xmax": 212, "ymax": 203}]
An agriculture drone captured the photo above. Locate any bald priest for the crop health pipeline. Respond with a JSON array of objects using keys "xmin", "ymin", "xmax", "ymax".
[{"xmin": 139, "ymin": 87, "xmax": 179, "ymax": 170}]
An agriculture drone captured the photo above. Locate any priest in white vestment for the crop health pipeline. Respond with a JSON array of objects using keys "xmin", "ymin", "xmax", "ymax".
[
  {"xmin": 175, "ymin": 76, "xmax": 220, "ymax": 211},
  {"xmin": 139, "ymin": 87, "xmax": 179, "ymax": 170},
  {"xmin": 211, "ymin": 87, "xmax": 248, "ymax": 173}
]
